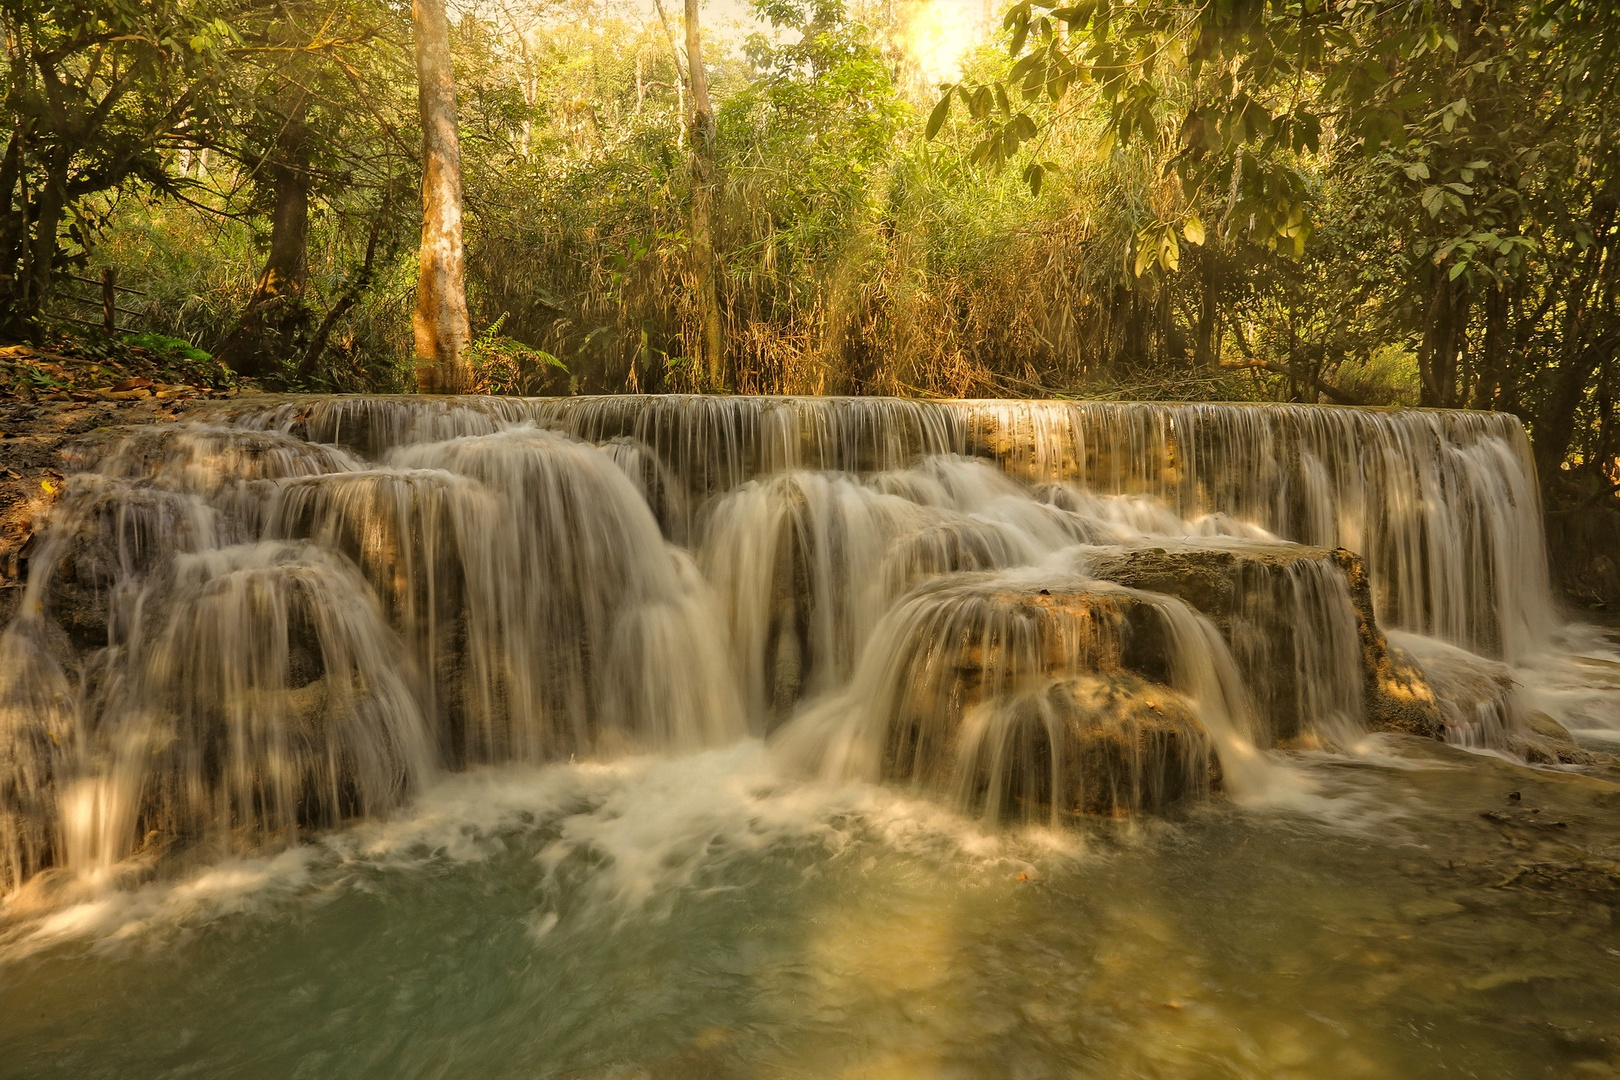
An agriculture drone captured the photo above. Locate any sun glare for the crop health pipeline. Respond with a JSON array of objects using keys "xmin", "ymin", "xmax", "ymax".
[{"xmin": 896, "ymin": 0, "xmax": 990, "ymax": 86}]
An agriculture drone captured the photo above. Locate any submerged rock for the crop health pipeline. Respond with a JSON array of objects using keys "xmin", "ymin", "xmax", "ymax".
[
  {"xmin": 1511, "ymin": 711, "xmax": 1597, "ymax": 766},
  {"xmin": 957, "ymin": 674, "xmax": 1218, "ymax": 821},
  {"xmin": 774, "ymin": 573, "xmax": 1252, "ymax": 821}
]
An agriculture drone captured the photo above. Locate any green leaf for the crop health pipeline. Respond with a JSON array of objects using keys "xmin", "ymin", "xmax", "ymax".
[
  {"xmin": 1160, "ymin": 229, "xmax": 1180, "ymax": 271},
  {"xmin": 1009, "ymin": 9, "xmax": 1030, "ymax": 56},
  {"xmin": 1448, "ymin": 260, "xmax": 1468, "ymax": 280},
  {"xmin": 1183, "ymin": 214, "xmax": 1206, "ymax": 245},
  {"xmin": 925, "ymin": 92, "xmax": 953, "ymax": 140},
  {"xmin": 581, "ymin": 326, "xmax": 615, "ymax": 350},
  {"xmin": 1024, "ymin": 161, "xmax": 1044, "ymax": 195}
]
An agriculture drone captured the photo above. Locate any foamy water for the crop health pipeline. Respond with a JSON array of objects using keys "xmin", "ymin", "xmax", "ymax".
[{"xmin": 3, "ymin": 738, "xmax": 1615, "ymax": 1079}]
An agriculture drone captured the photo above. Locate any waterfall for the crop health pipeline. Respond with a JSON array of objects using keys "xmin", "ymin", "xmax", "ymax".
[{"xmin": 0, "ymin": 394, "xmax": 1596, "ymax": 895}]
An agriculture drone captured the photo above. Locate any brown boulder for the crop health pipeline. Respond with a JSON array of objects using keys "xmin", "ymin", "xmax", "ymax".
[
  {"xmin": 1084, "ymin": 543, "xmax": 1444, "ymax": 741},
  {"xmin": 954, "ymin": 674, "xmax": 1219, "ymax": 821}
]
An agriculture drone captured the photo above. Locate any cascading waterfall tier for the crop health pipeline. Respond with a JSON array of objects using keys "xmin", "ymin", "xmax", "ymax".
[
  {"xmin": 0, "ymin": 394, "xmax": 1581, "ymax": 893},
  {"xmin": 245, "ymin": 395, "xmax": 1555, "ymax": 660}
]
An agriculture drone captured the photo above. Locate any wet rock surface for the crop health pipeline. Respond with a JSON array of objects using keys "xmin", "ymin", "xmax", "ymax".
[
  {"xmin": 1085, "ymin": 543, "xmax": 1446, "ymax": 740},
  {"xmin": 854, "ymin": 578, "xmax": 1245, "ymax": 819},
  {"xmin": 2, "ymin": 393, "xmax": 1614, "ymax": 903},
  {"xmin": 0, "ymin": 395, "xmax": 226, "ymax": 624},
  {"xmin": 962, "ymin": 674, "xmax": 1219, "ymax": 820},
  {"xmin": 1513, "ymin": 711, "xmax": 1599, "ymax": 766}
]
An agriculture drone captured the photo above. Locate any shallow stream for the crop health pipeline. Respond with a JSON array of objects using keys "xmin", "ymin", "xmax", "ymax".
[{"xmin": 4, "ymin": 734, "xmax": 1619, "ymax": 1080}]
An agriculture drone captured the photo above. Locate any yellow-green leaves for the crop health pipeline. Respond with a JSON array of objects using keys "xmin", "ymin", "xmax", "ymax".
[{"xmin": 1134, "ymin": 225, "xmax": 1181, "ymax": 276}]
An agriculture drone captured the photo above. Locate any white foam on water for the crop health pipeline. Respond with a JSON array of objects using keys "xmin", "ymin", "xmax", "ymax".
[
  {"xmin": 0, "ymin": 724, "xmax": 1466, "ymax": 973},
  {"xmin": 0, "ymin": 741, "xmax": 1049, "ymax": 963},
  {"xmin": 0, "ymin": 846, "xmax": 324, "ymax": 959},
  {"xmin": 1514, "ymin": 621, "xmax": 1620, "ymax": 738}
]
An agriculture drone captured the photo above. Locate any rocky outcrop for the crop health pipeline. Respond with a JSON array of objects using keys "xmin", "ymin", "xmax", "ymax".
[
  {"xmin": 959, "ymin": 675, "xmax": 1218, "ymax": 821},
  {"xmin": 851, "ymin": 577, "xmax": 1226, "ymax": 820},
  {"xmin": 871, "ymin": 580, "xmax": 1155, "ymax": 766},
  {"xmin": 1364, "ymin": 642, "xmax": 1443, "ymax": 738},
  {"xmin": 1, "ymin": 395, "xmax": 210, "ymax": 627},
  {"xmin": 1084, "ymin": 543, "xmax": 1444, "ymax": 740},
  {"xmin": 1331, "ymin": 553, "xmax": 1447, "ymax": 738}
]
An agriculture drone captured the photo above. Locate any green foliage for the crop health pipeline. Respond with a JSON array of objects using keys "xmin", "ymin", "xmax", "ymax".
[
  {"xmin": 0, "ymin": 0, "xmax": 233, "ymax": 327},
  {"xmin": 5, "ymin": 0, "xmax": 1616, "ymax": 503},
  {"xmin": 1336, "ymin": 346, "xmax": 1423, "ymax": 409},
  {"xmin": 123, "ymin": 331, "xmax": 211, "ymax": 363},
  {"xmin": 467, "ymin": 314, "xmax": 569, "ymax": 395}
]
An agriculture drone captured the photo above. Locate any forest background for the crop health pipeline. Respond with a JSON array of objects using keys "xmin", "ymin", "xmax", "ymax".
[{"xmin": 2, "ymin": 0, "xmax": 1618, "ymax": 548}]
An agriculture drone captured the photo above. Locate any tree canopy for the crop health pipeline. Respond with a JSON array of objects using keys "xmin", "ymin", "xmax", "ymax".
[{"xmin": 1, "ymin": 0, "xmax": 1616, "ymax": 502}]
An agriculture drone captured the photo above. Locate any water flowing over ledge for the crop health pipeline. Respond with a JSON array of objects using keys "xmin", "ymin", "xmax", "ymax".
[
  {"xmin": 261, "ymin": 394, "xmax": 1559, "ymax": 659},
  {"xmin": 0, "ymin": 393, "xmax": 1611, "ymax": 897}
]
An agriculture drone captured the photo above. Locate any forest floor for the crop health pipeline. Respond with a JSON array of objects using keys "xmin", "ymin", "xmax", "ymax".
[{"xmin": 0, "ymin": 330, "xmax": 245, "ymax": 398}]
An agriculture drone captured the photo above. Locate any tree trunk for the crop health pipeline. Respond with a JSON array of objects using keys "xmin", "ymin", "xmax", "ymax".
[
  {"xmin": 1472, "ymin": 283, "xmax": 1508, "ymax": 410},
  {"xmin": 1533, "ymin": 330, "xmax": 1619, "ymax": 483},
  {"xmin": 685, "ymin": 0, "xmax": 725, "ymax": 391},
  {"xmin": 1528, "ymin": 227, "xmax": 1616, "ymax": 480},
  {"xmin": 26, "ymin": 152, "xmax": 67, "ymax": 323},
  {"xmin": 1194, "ymin": 242, "xmax": 1220, "ymax": 368},
  {"xmin": 412, "ymin": 0, "xmax": 472, "ymax": 394},
  {"xmin": 217, "ymin": 125, "xmax": 311, "ymax": 378},
  {"xmin": 0, "ymin": 129, "xmax": 28, "ymax": 331},
  {"xmin": 297, "ymin": 185, "xmax": 393, "ymax": 383},
  {"xmin": 1418, "ymin": 273, "xmax": 1470, "ymax": 408}
]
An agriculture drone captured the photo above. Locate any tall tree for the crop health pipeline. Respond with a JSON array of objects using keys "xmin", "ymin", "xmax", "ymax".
[
  {"xmin": 684, "ymin": 0, "xmax": 724, "ymax": 390},
  {"xmin": 0, "ymin": 0, "xmax": 224, "ymax": 336},
  {"xmin": 411, "ymin": 0, "xmax": 471, "ymax": 392},
  {"xmin": 216, "ymin": 77, "xmax": 312, "ymax": 378}
]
